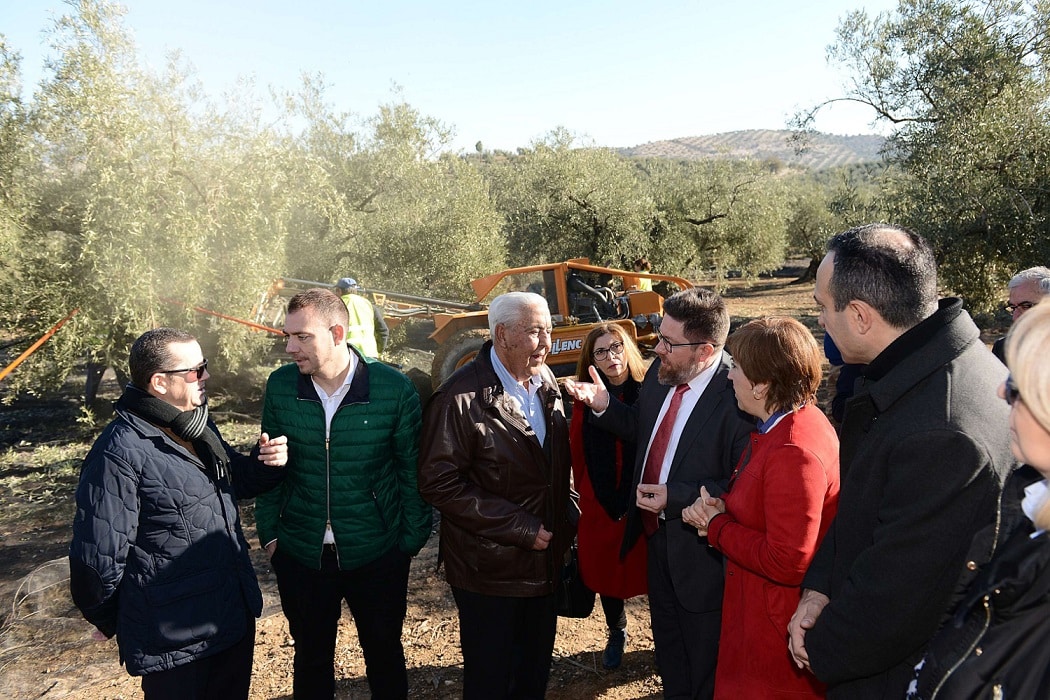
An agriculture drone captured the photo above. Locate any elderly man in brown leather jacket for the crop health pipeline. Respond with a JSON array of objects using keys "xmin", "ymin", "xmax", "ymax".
[{"xmin": 418, "ymin": 291, "xmax": 577, "ymax": 700}]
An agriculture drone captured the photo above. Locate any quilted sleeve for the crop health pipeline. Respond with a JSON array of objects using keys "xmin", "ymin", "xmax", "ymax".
[
  {"xmin": 254, "ymin": 379, "xmax": 283, "ymax": 548},
  {"xmin": 68, "ymin": 440, "xmax": 140, "ymax": 637},
  {"xmin": 392, "ymin": 378, "xmax": 430, "ymax": 556}
]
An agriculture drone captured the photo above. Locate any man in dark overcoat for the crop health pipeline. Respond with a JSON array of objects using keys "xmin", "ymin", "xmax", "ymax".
[{"xmin": 788, "ymin": 223, "xmax": 1016, "ymax": 699}]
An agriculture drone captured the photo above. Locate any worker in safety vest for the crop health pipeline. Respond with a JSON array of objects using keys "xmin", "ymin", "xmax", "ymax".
[{"xmin": 334, "ymin": 277, "xmax": 390, "ymax": 359}]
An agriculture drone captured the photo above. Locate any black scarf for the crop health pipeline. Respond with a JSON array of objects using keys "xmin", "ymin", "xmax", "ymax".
[
  {"xmin": 116, "ymin": 384, "xmax": 230, "ymax": 483},
  {"xmin": 582, "ymin": 374, "xmax": 640, "ymax": 521}
]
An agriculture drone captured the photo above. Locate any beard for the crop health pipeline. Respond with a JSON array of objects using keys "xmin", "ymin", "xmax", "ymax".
[{"xmin": 657, "ymin": 360, "xmax": 695, "ymax": 386}]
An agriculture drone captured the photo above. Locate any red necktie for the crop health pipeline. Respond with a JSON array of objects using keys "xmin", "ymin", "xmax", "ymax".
[{"xmin": 641, "ymin": 384, "xmax": 689, "ymax": 536}]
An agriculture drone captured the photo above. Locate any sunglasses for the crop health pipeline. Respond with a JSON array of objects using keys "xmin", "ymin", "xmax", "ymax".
[
  {"xmin": 158, "ymin": 359, "xmax": 209, "ymax": 382},
  {"xmin": 1004, "ymin": 374, "xmax": 1021, "ymax": 407}
]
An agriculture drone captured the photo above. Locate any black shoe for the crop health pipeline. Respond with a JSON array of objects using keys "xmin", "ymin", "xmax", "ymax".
[{"xmin": 602, "ymin": 628, "xmax": 626, "ymax": 669}]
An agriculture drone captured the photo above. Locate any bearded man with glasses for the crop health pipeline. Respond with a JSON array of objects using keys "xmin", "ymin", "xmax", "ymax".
[
  {"xmin": 566, "ymin": 287, "xmax": 752, "ymax": 699},
  {"xmin": 70, "ymin": 327, "xmax": 289, "ymax": 700}
]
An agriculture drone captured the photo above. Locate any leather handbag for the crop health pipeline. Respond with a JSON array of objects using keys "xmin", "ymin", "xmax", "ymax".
[{"xmin": 556, "ymin": 539, "xmax": 595, "ymax": 618}]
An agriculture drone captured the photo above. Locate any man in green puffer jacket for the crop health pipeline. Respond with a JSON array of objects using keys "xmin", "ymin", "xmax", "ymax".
[{"xmin": 256, "ymin": 288, "xmax": 431, "ymax": 700}]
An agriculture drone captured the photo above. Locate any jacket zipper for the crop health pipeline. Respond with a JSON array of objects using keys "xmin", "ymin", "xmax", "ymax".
[
  {"xmin": 930, "ymin": 595, "xmax": 992, "ymax": 699},
  {"xmin": 325, "ymin": 434, "xmax": 337, "ymax": 568},
  {"xmin": 299, "ymin": 379, "xmax": 368, "ymax": 568},
  {"xmin": 929, "ymin": 487, "xmax": 1007, "ymax": 698}
]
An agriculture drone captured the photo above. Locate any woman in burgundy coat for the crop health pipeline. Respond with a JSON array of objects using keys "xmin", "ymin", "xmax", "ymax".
[
  {"xmin": 569, "ymin": 323, "xmax": 649, "ymax": 669},
  {"xmin": 683, "ymin": 317, "xmax": 840, "ymax": 699}
]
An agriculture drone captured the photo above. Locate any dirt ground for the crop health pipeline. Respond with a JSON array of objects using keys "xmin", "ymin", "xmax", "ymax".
[{"xmin": 0, "ymin": 277, "xmax": 1006, "ymax": 699}]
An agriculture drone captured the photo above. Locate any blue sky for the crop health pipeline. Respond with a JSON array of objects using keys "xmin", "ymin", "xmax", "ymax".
[{"xmin": 4, "ymin": 0, "xmax": 900, "ymax": 152}]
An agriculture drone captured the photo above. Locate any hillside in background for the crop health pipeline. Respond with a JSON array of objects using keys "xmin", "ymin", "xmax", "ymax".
[{"xmin": 619, "ymin": 129, "xmax": 886, "ymax": 169}]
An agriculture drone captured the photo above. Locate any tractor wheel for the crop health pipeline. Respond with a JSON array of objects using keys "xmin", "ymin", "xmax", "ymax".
[{"xmin": 431, "ymin": 329, "xmax": 489, "ymax": 390}]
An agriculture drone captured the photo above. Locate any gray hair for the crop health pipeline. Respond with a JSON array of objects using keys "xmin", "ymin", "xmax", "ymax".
[
  {"xmin": 488, "ymin": 292, "xmax": 549, "ymax": 335},
  {"xmin": 1008, "ymin": 266, "xmax": 1050, "ymax": 294}
]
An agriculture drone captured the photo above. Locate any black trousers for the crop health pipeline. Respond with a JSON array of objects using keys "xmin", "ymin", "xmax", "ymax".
[
  {"xmin": 273, "ymin": 545, "xmax": 411, "ymax": 699},
  {"xmin": 647, "ymin": 526, "xmax": 721, "ymax": 700},
  {"xmin": 140, "ymin": 614, "xmax": 256, "ymax": 700},
  {"xmin": 451, "ymin": 586, "xmax": 558, "ymax": 700}
]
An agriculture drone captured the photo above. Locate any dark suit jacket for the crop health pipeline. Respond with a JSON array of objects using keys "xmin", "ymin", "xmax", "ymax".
[{"xmin": 594, "ymin": 353, "xmax": 752, "ymax": 612}]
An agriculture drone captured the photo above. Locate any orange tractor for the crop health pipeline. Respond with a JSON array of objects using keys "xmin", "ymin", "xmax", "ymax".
[{"xmin": 255, "ymin": 259, "xmax": 693, "ymax": 389}]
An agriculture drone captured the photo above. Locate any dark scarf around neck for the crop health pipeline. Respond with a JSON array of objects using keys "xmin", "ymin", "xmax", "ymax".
[
  {"xmin": 582, "ymin": 374, "xmax": 640, "ymax": 521},
  {"xmin": 116, "ymin": 384, "xmax": 230, "ymax": 482}
]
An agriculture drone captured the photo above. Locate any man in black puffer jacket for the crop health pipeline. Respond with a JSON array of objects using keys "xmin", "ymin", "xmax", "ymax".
[{"xmin": 69, "ymin": 327, "xmax": 288, "ymax": 700}]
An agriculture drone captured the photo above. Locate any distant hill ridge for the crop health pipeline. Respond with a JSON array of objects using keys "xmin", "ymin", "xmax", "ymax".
[{"xmin": 619, "ymin": 129, "xmax": 885, "ymax": 169}]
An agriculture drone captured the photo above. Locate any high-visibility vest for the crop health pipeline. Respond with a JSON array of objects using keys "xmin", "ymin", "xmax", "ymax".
[{"xmin": 341, "ymin": 293, "xmax": 379, "ymax": 358}]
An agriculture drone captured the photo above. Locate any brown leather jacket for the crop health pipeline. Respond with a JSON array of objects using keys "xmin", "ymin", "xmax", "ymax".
[{"xmin": 418, "ymin": 342, "xmax": 577, "ymax": 597}]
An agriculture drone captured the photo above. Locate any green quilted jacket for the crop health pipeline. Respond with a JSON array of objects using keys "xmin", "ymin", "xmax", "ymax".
[{"xmin": 255, "ymin": 353, "xmax": 431, "ymax": 570}]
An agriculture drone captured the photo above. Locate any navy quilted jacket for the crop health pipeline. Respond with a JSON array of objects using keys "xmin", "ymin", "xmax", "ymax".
[{"xmin": 68, "ymin": 407, "xmax": 284, "ymax": 675}]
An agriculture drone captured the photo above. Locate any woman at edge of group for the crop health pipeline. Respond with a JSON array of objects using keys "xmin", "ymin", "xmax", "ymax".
[
  {"xmin": 682, "ymin": 316, "xmax": 840, "ymax": 699},
  {"xmin": 908, "ymin": 298, "xmax": 1050, "ymax": 699},
  {"xmin": 568, "ymin": 323, "xmax": 649, "ymax": 670}
]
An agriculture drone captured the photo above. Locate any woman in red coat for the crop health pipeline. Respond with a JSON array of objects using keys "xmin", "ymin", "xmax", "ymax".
[
  {"xmin": 683, "ymin": 317, "xmax": 840, "ymax": 699},
  {"xmin": 569, "ymin": 323, "xmax": 649, "ymax": 669}
]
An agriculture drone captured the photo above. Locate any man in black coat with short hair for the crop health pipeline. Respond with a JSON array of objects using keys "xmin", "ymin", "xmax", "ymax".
[{"xmin": 788, "ymin": 224, "xmax": 1016, "ymax": 699}]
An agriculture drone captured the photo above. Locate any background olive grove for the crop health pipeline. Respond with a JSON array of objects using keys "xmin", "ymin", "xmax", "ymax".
[{"xmin": 1, "ymin": 0, "xmax": 1047, "ymax": 399}]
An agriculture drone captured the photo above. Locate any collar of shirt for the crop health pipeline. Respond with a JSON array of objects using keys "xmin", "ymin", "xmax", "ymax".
[
  {"xmin": 311, "ymin": 352, "xmax": 359, "ymax": 437},
  {"xmin": 1022, "ymin": 478, "xmax": 1049, "ymax": 538},
  {"xmin": 683, "ymin": 351, "xmax": 721, "ymax": 402},
  {"xmin": 490, "ymin": 347, "xmax": 547, "ymax": 445},
  {"xmin": 757, "ymin": 409, "xmax": 791, "ymax": 434}
]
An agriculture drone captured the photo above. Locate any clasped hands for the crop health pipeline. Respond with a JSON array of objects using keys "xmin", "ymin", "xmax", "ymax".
[
  {"xmin": 681, "ymin": 486, "xmax": 725, "ymax": 537},
  {"xmin": 679, "ymin": 481, "xmax": 829, "ymax": 674}
]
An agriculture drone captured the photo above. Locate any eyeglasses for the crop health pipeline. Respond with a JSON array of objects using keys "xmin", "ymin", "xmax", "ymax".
[
  {"xmin": 1004, "ymin": 374, "xmax": 1022, "ymax": 407},
  {"xmin": 592, "ymin": 341, "xmax": 626, "ymax": 361},
  {"xmin": 656, "ymin": 333, "xmax": 712, "ymax": 353},
  {"xmin": 158, "ymin": 359, "xmax": 208, "ymax": 382},
  {"xmin": 1005, "ymin": 301, "xmax": 1035, "ymax": 313}
]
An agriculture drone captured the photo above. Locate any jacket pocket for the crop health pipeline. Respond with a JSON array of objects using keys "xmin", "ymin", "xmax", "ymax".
[
  {"xmin": 144, "ymin": 569, "xmax": 225, "ymax": 653},
  {"xmin": 371, "ymin": 490, "xmax": 390, "ymax": 530}
]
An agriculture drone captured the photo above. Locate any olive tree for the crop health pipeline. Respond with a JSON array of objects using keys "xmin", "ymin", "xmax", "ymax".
[
  {"xmin": 639, "ymin": 158, "xmax": 788, "ymax": 283},
  {"xmin": 485, "ymin": 128, "xmax": 653, "ymax": 268},
  {"xmin": 806, "ymin": 0, "xmax": 1050, "ymax": 310},
  {"xmin": 0, "ymin": 39, "xmax": 28, "ymax": 320},
  {"xmin": 8, "ymin": 0, "xmax": 300, "ymax": 397},
  {"xmin": 283, "ymin": 89, "xmax": 506, "ymax": 300}
]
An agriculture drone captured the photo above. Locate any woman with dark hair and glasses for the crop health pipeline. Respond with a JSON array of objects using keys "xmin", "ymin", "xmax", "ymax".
[
  {"xmin": 908, "ymin": 299, "xmax": 1050, "ymax": 699},
  {"xmin": 682, "ymin": 317, "xmax": 839, "ymax": 699},
  {"xmin": 568, "ymin": 323, "xmax": 649, "ymax": 669}
]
